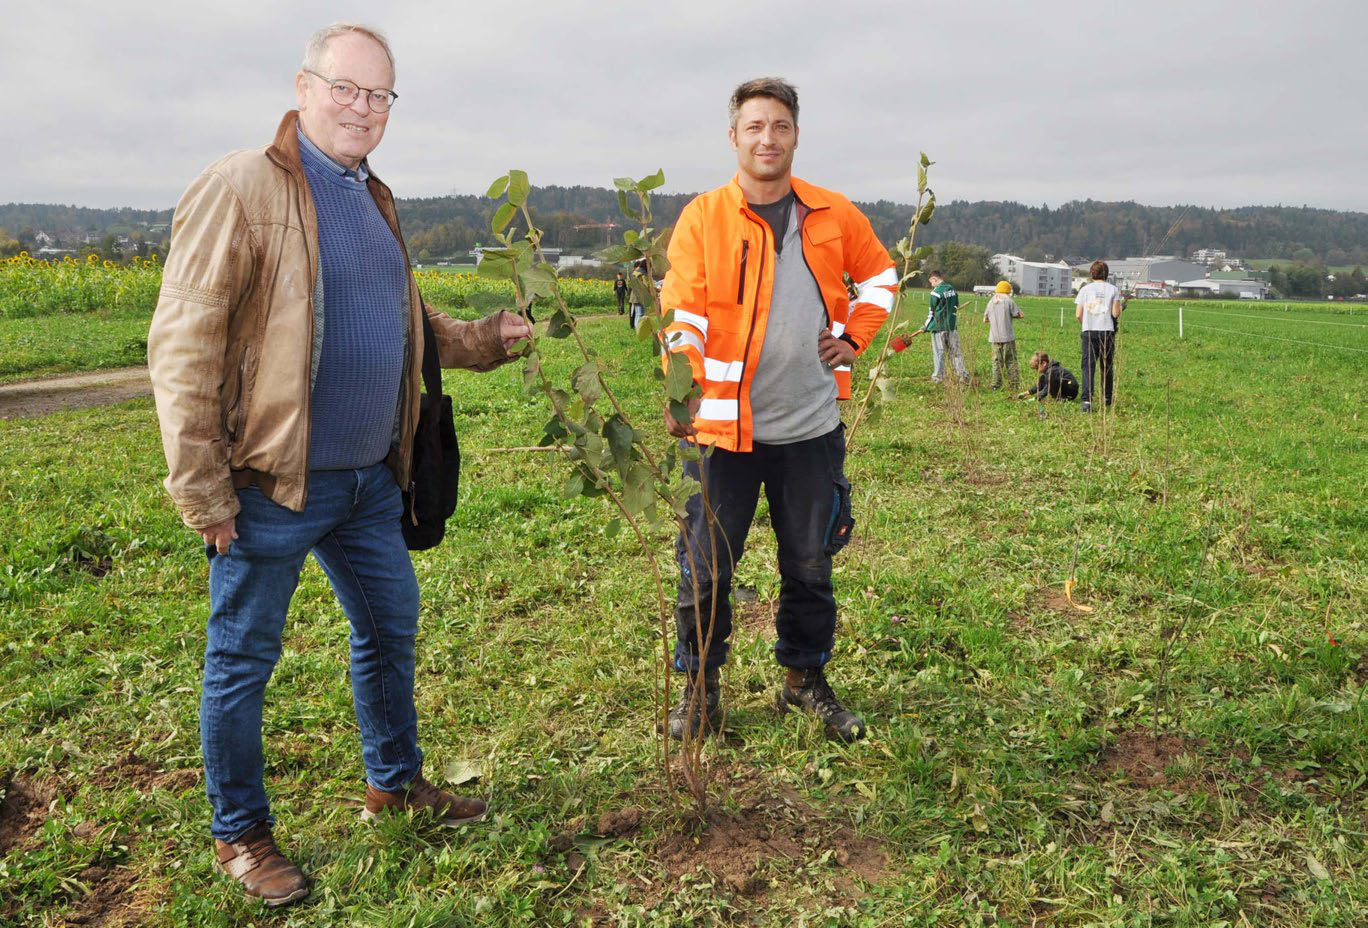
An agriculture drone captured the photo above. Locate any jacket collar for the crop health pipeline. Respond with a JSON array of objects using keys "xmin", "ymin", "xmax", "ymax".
[
  {"xmin": 726, "ymin": 173, "xmax": 831, "ymax": 211},
  {"xmin": 266, "ymin": 111, "xmax": 305, "ymax": 173}
]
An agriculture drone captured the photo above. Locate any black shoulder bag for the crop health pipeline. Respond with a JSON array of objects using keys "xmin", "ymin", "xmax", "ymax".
[{"xmin": 402, "ymin": 309, "xmax": 460, "ymax": 550}]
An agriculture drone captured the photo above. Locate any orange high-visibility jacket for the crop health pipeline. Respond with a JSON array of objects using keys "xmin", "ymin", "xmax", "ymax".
[{"xmin": 659, "ymin": 175, "xmax": 896, "ymax": 452}]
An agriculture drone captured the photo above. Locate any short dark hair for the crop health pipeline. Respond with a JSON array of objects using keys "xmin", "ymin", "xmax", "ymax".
[
  {"xmin": 729, "ymin": 78, "xmax": 798, "ymax": 128},
  {"xmin": 929, "ymin": 269, "xmax": 945, "ymax": 280},
  {"xmin": 1090, "ymin": 260, "xmax": 1109, "ymax": 281}
]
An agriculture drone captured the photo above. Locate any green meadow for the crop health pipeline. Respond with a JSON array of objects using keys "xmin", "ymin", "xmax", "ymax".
[{"xmin": 0, "ymin": 291, "xmax": 1365, "ymax": 926}]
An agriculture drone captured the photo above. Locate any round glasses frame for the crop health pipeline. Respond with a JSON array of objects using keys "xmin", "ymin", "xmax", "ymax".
[{"xmin": 304, "ymin": 69, "xmax": 398, "ymax": 113}]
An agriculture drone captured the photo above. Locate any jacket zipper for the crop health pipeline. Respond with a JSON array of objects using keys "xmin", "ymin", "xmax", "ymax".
[
  {"xmin": 295, "ymin": 176, "xmax": 314, "ymax": 504},
  {"xmin": 737, "ymin": 240, "xmax": 749, "ymax": 304},
  {"xmin": 736, "ymin": 218, "xmax": 767, "ymax": 449},
  {"xmin": 796, "ymin": 208, "xmax": 834, "ymax": 335}
]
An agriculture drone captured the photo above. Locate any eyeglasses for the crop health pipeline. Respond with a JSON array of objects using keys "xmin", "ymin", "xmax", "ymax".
[{"xmin": 304, "ymin": 69, "xmax": 398, "ymax": 113}]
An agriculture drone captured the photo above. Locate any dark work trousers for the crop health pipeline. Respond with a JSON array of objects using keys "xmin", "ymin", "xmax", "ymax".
[
  {"xmin": 1080, "ymin": 330, "xmax": 1116, "ymax": 406},
  {"xmin": 673, "ymin": 423, "xmax": 849, "ymax": 672}
]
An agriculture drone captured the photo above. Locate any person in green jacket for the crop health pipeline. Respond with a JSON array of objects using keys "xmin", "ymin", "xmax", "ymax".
[{"xmin": 918, "ymin": 271, "xmax": 969, "ymax": 384}]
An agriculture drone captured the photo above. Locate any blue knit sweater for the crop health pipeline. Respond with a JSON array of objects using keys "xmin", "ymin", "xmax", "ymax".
[{"xmin": 298, "ymin": 130, "xmax": 408, "ymax": 471}]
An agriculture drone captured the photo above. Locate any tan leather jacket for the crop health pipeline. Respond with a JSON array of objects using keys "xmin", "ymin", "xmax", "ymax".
[{"xmin": 148, "ymin": 111, "xmax": 510, "ymax": 530}]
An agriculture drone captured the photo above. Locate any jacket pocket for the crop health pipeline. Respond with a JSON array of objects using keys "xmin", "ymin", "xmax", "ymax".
[
  {"xmin": 224, "ymin": 346, "xmax": 253, "ymax": 442},
  {"xmin": 823, "ymin": 476, "xmax": 855, "ymax": 556},
  {"xmin": 804, "ymin": 217, "xmax": 842, "ymax": 246}
]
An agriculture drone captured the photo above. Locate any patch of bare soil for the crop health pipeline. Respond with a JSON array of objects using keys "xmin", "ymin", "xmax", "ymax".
[
  {"xmin": 1027, "ymin": 585, "xmax": 1079, "ymax": 618},
  {"xmin": 65, "ymin": 865, "xmax": 143, "ymax": 927},
  {"xmin": 1096, "ymin": 731, "xmax": 1318, "ymax": 802},
  {"xmin": 0, "ymin": 773, "xmax": 56, "ymax": 855},
  {"xmin": 1096, "ymin": 731, "xmax": 1196, "ymax": 789},
  {"xmin": 734, "ymin": 598, "xmax": 776, "ymax": 640},
  {"xmin": 652, "ymin": 767, "xmax": 890, "ymax": 900},
  {"xmin": 0, "ymin": 367, "xmax": 151, "ymax": 419},
  {"xmin": 94, "ymin": 753, "xmax": 199, "ymax": 794},
  {"xmin": 597, "ymin": 807, "xmax": 644, "ymax": 838}
]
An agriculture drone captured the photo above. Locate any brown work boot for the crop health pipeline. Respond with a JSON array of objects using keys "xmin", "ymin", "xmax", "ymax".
[
  {"xmin": 361, "ymin": 774, "xmax": 487, "ymax": 827},
  {"xmin": 214, "ymin": 822, "xmax": 309, "ymax": 907}
]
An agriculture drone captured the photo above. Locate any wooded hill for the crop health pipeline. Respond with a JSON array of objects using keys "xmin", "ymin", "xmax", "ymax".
[{"xmin": 4, "ymin": 191, "xmax": 1366, "ymax": 268}]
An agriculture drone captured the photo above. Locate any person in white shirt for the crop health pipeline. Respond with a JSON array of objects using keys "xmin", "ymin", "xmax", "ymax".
[{"xmin": 1074, "ymin": 260, "xmax": 1123, "ymax": 411}]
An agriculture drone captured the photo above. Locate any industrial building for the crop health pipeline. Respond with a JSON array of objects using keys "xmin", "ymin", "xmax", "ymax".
[
  {"xmin": 991, "ymin": 254, "xmax": 1073, "ymax": 296},
  {"xmin": 1094, "ymin": 257, "xmax": 1208, "ymax": 293},
  {"xmin": 1175, "ymin": 276, "xmax": 1270, "ymax": 299}
]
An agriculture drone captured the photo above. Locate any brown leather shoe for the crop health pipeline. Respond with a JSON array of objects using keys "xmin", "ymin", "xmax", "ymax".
[
  {"xmin": 214, "ymin": 823, "xmax": 309, "ymax": 907},
  {"xmin": 361, "ymin": 774, "xmax": 487, "ymax": 827}
]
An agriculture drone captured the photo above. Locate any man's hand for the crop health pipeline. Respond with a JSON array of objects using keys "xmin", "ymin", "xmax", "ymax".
[
  {"xmin": 664, "ymin": 395, "xmax": 701, "ymax": 438},
  {"xmin": 818, "ymin": 329, "xmax": 857, "ymax": 368},
  {"xmin": 499, "ymin": 310, "xmax": 533, "ymax": 352},
  {"xmin": 200, "ymin": 517, "xmax": 237, "ymax": 555}
]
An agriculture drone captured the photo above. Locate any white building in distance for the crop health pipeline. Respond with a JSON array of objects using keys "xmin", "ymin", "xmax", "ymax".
[
  {"xmin": 991, "ymin": 254, "xmax": 1072, "ymax": 296},
  {"xmin": 1191, "ymin": 248, "xmax": 1228, "ymax": 266},
  {"xmin": 1175, "ymin": 277, "xmax": 1270, "ymax": 300}
]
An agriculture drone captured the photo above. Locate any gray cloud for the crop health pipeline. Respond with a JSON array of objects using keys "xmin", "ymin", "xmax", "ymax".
[{"xmin": 3, "ymin": 0, "xmax": 1365, "ymax": 211}]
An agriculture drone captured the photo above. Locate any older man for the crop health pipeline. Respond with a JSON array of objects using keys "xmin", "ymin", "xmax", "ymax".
[
  {"xmin": 148, "ymin": 23, "xmax": 529, "ymax": 906},
  {"xmin": 658, "ymin": 78, "xmax": 895, "ymax": 743}
]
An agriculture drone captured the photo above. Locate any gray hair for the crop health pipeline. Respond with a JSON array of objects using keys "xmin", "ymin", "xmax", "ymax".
[{"xmin": 302, "ymin": 23, "xmax": 395, "ymax": 77}]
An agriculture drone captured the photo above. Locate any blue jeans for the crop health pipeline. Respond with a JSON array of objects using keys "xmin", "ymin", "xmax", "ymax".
[
  {"xmin": 202, "ymin": 463, "xmax": 422, "ymax": 841},
  {"xmin": 673, "ymin": 424, "xmax": 849, "ymax": 671}
]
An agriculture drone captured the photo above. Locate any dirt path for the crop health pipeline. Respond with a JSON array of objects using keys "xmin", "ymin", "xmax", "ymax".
[
  {"xmin": 0, "ymin": 314, "xmax": 635, "ymax": 421},
  {"xmin": 0, "ymin": 366, "xmax": 152, "ymax": 419}
]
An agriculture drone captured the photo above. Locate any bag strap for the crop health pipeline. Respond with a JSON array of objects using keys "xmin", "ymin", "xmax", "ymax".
[{"xmin": 419, "ymin": 302, "xmax": 442, "ymax": 399}]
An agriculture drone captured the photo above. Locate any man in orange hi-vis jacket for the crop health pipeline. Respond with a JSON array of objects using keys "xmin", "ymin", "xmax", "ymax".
[{"xmin": 658, "ymin": 77, "xmax": 895, "ymax": 743}]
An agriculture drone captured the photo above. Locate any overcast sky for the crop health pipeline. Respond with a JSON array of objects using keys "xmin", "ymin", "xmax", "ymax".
[{"xmin": 4, "ymin": 0, "xmax": 1366, "ymax": 212}]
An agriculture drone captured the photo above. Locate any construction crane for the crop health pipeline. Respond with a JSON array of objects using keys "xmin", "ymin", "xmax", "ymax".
[{"xmin": 571, "ymin": 221, "xmax": 620, "ymax": 245}]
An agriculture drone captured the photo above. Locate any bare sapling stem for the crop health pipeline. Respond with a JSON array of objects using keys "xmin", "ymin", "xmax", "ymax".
[{"xmin": 845, "ymin": 154, "xmax": 937, "ymax": 450}]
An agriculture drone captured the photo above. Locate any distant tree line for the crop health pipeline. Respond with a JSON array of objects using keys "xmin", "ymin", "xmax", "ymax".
[
  {"xmin": 5, "ymin": 190, "xmax": 1367, "ymax": 274},
  {"xmin": 1266, "ymin": 264, "xmax": 1367, "ymax": 299}
]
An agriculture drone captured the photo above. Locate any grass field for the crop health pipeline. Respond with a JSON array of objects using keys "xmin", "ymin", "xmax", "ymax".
[{"xmin": 1, "ymin": 294, "xmax": 1365, "ymax": 926}]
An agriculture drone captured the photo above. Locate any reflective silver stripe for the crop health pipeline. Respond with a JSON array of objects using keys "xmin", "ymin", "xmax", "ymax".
[
  {"xmin": 854, "ymin": 285, "xmax": 895, "ymax": 311},
  {"xmin": 703, "ymin": 357, "xmax": 744, "ymax": 382},
  {"xmin": 854, "ymin": 267, "xmax": 898, "ymax": 311},
  {"xmin": 834, "ymin": 364, "xmax": 851, "ymax": 372},
  {"xmin": 830, "ymin": 320, "xmax": 847, "ymax": 337},
  {"xmin": 672, "ymin": 309, "xmax": 709, "ymax": 337},
  {"xmin": 698, "ymin": 398, "xmax": 739, "ymax": 420},
  {"xmin": 666, "ymin": 330, "xmax": 704, "ymax": 355},
  {"xmin": 858, "ymin": 267, "xmax": 898, "ymax": 288}
]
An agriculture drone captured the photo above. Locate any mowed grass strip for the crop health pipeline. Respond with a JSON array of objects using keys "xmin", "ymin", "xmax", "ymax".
[{"xmin": 0, "ymin": 310, "xmax": 1364, "ymax": 926}]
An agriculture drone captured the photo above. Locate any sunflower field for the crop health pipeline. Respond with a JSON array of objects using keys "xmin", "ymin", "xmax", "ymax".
[
  {"xmin": 0, "ymin": 255, "xmax": 614, "ymax": 320},
  {"xmin": 0, "ymin": 253, "xmax": 163, "ymax": 319}
]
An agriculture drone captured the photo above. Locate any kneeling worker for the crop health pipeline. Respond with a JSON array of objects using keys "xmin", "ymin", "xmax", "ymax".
[{"xmin": 1020, "ymin": 351, "xmax": 1079, "ymax": 402}]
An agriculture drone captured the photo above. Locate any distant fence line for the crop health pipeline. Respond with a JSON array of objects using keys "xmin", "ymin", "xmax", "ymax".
[{"xmin": 1030, "ymin": 300, "xmax": 1368, "ymax": 355}]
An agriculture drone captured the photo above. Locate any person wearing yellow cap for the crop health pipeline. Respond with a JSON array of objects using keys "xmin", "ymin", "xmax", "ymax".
[{"xmin": 982, "ymin": 280, "xmax": 1025, "ymax": 391}]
